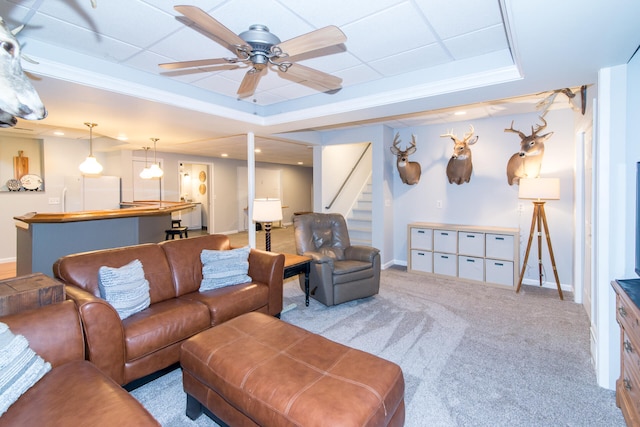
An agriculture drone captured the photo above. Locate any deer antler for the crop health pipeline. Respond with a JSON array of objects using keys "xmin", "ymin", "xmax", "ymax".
[
  {"xmin": 410, "ymin": 134, "xmax": 417, "ymax": 148},
  {"xmin": 504, "ymin": 121, "xmax": 526, "ymax": 139},
  {"xmin": 392, "ymin": 133, "xmax": 400, "ymax": 147},
  {"xmin": 440, "ymin": 129, "xmax": 456, "ymax": 139},
  {"xmin": 532, "ymin": 116, "xmax": 547, "ymax": 135},
  {"xmin": 463, "ymin": 124, "xmax": 475, "ymax": 142}
]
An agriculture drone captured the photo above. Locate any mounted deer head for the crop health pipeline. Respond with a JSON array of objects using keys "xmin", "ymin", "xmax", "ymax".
[
  {"xmin": 390, "ymin": 133, "xmax": 421, "ymax": 185},
  {"xmin": 504, "ymin": 116, "xmax": 553, "ymax": 185},
  {"xmin": 441, "ymin": 124, "xmax": 478, "ymax": 185},
  {"xmin": 0, "ymin": 17, "xmax": 46, "ymax": 127}
]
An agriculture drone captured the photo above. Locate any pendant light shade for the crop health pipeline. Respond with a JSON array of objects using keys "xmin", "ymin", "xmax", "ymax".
[
  {"xmin": 149, "ymin": 138, "xmax": 163, "ymax": 178},
  {"xmin": 79, "ymin": 122, "xmax": 103, "ymax": 175},
  {"xmin": 139, "ymin": 147, "xmax": 153, "ymax": 179}
]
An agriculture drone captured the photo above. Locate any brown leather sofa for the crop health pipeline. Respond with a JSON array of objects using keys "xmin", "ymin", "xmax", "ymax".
[
  {"xmin": 52, "ymin": 234, "xmax": 285, "ymax": 386},
  {"xmin": 0, "ymin": 300, "xmax": 159, "ymax": 426}
]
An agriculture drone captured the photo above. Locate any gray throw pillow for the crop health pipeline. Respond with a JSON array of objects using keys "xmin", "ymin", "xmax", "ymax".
[
  {"xmin": 0, "ymin": 322, "xmax": 51, "ymax": 416},
  {"xmin": 200, "ymin": 246, "xmax": 252, "ymax": 291},
  {"xmin": 98, "ymin": 259, "xmax": 151, "ymax": 320}
]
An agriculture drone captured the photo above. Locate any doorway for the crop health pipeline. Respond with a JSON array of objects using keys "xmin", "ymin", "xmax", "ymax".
[{"xmin": 179, "ymin": 162, "xmax": 213, "ymax": 231}]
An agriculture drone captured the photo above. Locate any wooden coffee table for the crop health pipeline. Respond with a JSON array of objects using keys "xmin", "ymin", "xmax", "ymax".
[{"xmin": 283, "ymin": 253, "xmax": 312, "ymax": 306}]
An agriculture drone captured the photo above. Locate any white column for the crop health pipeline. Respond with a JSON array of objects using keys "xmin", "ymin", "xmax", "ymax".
[{"xmin": 247, "ymin": 132, "xmax": 256, "ymax": 249}]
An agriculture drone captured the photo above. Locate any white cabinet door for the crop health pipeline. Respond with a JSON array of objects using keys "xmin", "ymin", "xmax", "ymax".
[
  {"xmin": 434, "ymin": 230, "xmax": 457, "ymax": 253},
  {"xmin": 486, "ymin": 234, "xmax": 514, "ymax": 260},
  {"xmin": 458, "ymin": 256, "xmax": 484, "ymax": 281},
  {"xmin": 411, "ymin": 228, "xmax": 432, "ymax": 250},
  {"xmin": 434, "ymin": 252, "xmax": 457, "ymax": 276},
  {"xmin": 411, "ymin": 250, "xmax": 432, "ymax": 273},
  {"xmin": 458, "ymin": 232, "xmax": 485, "ymax": 257},
  {"xmin": 486, "ymin": 260, "xmax": 514, "ymax": 286}
]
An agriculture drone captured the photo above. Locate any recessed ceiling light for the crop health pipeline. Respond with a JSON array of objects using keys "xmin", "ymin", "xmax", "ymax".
[
  {"xmin": 254, "ymin": 148, "xmax": 261, "ymax": 153},
  {"xmin": 53, "ymin": 131, "xmax": 64, "ymax": 136},
  {"xmin": 297, "ymin": 162, "xmax": 303, "ymax": 165},
  {"xmin": 454, "ymin": 111, "xmax": 466, "ymax": 116},
  {"xmin": 117, "ymin": 135, "xmax": 128, "ymax": 141},
  {"xmin": 221, "ymin": 153, "xmax": 228, "ymax": 157}
]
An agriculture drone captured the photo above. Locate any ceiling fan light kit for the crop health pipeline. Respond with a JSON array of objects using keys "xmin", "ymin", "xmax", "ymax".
[{"xmin": 159, "ymin": 5, "xmax": 347, "ymax": 98}]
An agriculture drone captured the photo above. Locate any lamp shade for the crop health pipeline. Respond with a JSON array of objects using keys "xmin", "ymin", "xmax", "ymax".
[
  {"xmin": 79, "ymin": 155, "xmax": 103, "ymax": 175},
  {"xmin": 252, "ymin": 198, "xmax": 283, "ymax": 222},
  {"xmin": 518, "ymin": 178, "xmax": 560, "ymax": 200}
]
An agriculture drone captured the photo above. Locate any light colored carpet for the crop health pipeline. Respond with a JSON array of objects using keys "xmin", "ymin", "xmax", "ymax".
[{"xmin": 131, "ymin": 266, "xmax": 624, "ymax": 426}]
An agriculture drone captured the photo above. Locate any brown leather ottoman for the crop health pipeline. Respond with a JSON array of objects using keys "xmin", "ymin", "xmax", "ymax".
[{"xmin": 180, "ymin": 312, "xmax": 405, "ymax": 427}]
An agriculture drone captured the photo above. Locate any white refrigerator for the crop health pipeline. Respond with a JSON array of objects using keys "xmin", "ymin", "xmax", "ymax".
[{"xmin": 62, "ymin": 175, "xmax": 121, "ymax": 212}]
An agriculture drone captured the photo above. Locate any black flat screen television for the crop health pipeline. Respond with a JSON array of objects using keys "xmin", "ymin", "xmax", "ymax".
[{"xmin": 636, "ymin": 161, "xmax": 640, "ymax": 276}]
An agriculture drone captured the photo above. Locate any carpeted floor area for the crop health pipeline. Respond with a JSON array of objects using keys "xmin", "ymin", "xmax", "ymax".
[{"xmin": 131, "ymin": 262, "xmax": 625, "ymax": 426}]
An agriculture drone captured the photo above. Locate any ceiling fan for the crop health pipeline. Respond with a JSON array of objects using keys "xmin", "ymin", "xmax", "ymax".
[{"xmin": 159, "ymin": 5, "xmax": 347, "ymax": 98}]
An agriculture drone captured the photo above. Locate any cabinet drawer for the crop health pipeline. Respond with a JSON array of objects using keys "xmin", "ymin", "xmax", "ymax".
[
  {"xmin": 433, "ymin": 252, "xmax": 457, "ymax": 276},
  {"xmin": 485, "ymin": 234, "xmax": 514, "ymax": 260},
  {"xmin": 458, "ymin": 232, "xmax": 485, "ymax": 257},
  {"xmin": 458, "ymin": 256, "xmax": 484, "ymax": 282},
  {"xmin": 485, "ymin": 259, "xmax": 514, "ymax": 286},
  {"xmin": 618, "ymin": 294, "xmax": 640, "ymax": 340},
  {"xmin": 410, "ymin": 250, "xmax": 432, "ymax": 273},
  {"xmin": 411, "ymin": 228, "xmax": 432, "ymax": 250},
  {"xmin": 434, "ymin": 230, "xmax": 457, "ymax": 253}
]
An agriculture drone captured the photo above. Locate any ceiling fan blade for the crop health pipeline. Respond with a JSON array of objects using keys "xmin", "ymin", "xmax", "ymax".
[
  {"xmin": 237, "ymin": 68, "xmax": 265, "ymax": 98},
  {"xmin": 274, "ymin": 26, "xmax": 346, "ymax": 58},
  {"xmin": 159, "ymin": 57, "xmax": 237, "ymax": 70},
  {"xmin": 174, "ymin": 5, "xmax": 247, "ymax": 50},
  {"xmin": 284, "ymin": 63, "xmax": 342, "ymax": 91}
]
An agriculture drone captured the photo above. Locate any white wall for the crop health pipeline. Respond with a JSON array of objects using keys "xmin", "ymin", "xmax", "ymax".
[{"xmin": 390, "ymin": 108, "xmax": 577, "ymax": 289}]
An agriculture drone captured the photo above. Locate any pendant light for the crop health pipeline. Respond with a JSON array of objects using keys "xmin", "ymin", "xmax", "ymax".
[
  {"xmin": 79, "ymin": 122, "xmax": 103, "ymax": 175},
  {"xmin": 148, "ymin": 137, "xmax": 164, "ymax": 178},
  {"xmin": 139, "ymin": 147, "xmax": 153, "ymax": 179}
]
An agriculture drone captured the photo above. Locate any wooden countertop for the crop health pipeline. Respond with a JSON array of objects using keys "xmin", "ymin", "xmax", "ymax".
[{"xmin": 14, "ymin": 201, "xmax": 196, "ymax": 224}]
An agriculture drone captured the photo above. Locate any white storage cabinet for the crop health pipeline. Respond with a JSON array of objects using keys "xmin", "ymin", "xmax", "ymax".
[{"xmin": 407, "ymin": 222, "xmax": 519, "ymax": 288}]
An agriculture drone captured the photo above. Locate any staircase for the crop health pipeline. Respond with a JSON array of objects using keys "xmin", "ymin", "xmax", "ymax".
[{"xmin": 347, "ymin": 180, "xmax": 372, "ymax": 246}]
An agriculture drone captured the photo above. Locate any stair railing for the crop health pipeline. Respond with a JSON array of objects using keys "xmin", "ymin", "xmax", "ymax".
[{"xmin": 325, "ymin": 143, "xmax": 371, "ymax": 210}]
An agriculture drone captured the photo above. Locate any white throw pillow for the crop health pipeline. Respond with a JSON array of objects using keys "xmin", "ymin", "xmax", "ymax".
[
  {"xmin": 0, "ymin": 322, "xmax": 51, "ymax": 416},
  {"xmin": 98, "ymin": 259, "xmax": 150, "ymax": 320},
  {"xmin": 200, "ymin": 246, "xmax": 252, "ymax": 291}
]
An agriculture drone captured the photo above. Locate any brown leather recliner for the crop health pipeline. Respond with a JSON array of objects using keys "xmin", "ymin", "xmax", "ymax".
[{"xmin": 293, "ymin": 213, "xmax": 380, "ymax": 306}]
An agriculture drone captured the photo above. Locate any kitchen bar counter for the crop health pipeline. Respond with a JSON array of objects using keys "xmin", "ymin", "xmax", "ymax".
[
  {"xmin": 14, "ymin": 201, "xmax": 196, "ymax": 277},
  {"xmin": 14, "ymin": 201, "xmax": 195, "ymax": 223}
]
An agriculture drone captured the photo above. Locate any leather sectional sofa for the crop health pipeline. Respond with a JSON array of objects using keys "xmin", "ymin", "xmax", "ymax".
[
  {"xmin": 52, "ymin": 234, "xmax": 285, "ymax": 386},
  {"xmin": 0, "ymin": 300, "xmax": 159, "ymax": 426}
]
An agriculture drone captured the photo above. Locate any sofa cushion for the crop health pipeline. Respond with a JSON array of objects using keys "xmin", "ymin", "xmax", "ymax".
[
  {"xmin": 200, "ymin": 246, "xmax": 252, "ymax": 290},
  {"xmin": 160, "ymin": 234, "xmax": 232, "ymax": 296},
  {"xmin": 0, "ymin": 360, "xmax": 160, "ymax": 426},
  {"xmin": 0, "ymin": 322, "xmax": 51, "ymax": 416},
  {"xmin": 99, "ymin": 259, "xmax": 151, "ymax": 320}
]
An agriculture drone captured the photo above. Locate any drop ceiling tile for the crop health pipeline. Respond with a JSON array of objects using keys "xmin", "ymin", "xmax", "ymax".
[
  {"xmin": 369, "ymin": 43, "xmax": 451, "ymax": 77},
  {"xmin": 342, "ymin": 2, "xmax": 437, "ymax": 62},
  {"xmin": 415, "ymin": 0, "xmax": 503, "ymax": 40},
  {"xmin": 444, "ymin": 25, "xmax": 509, "ymax": 60},
  {"xmin": 22, "ymin": 14, "xmax": 140, "ymax": 62},
  {"xmin": 335, "ymin": 64, "xmax": 383, "ymax": 87},
  {"xmin": 35, "ymin": 1, "xmax": 178, "ymax": 48},
  {"xmin": 278, "ymin": 0, "xmax": 405, "ymax": 27}
]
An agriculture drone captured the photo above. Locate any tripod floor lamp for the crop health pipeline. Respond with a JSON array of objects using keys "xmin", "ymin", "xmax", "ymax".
[
  {"xmin": 252, "ymin": 198, "xmax": 283, "ymax": 252},
  {"xmin": 517, "ymin": 177, "xmax": 563, "ymax": 300}
]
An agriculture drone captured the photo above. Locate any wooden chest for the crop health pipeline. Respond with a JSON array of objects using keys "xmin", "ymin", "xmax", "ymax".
[{"xmin": 0, "ymin": 273, "xmax": 65, "ymax": 316}]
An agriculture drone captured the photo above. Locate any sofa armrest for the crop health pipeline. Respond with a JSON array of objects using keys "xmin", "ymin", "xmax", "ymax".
[
  {"xmin": 302, "ymin": 251, "xmax": 334, "ymax": 265},
  {"xmin": 345, "ymin": 245, "xmax": 380, "ymax": 263},
  {"xmin": 0, "ymin": 300, "xmax": 84, "ymax": 368},
  {"xmin": 247, "ymin": 249, "xmax": 285, "ymax": 316},
  {"xmin": 65, "ymin": 285, "xmax": 127, "ymax": 385}
]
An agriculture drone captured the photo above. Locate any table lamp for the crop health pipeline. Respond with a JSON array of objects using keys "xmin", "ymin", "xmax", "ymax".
[
  {"xmin": 517, "ymin": 177, "xmax": 563, "ymax": 299},
  {"xmin": 252, "ymin": 198, "xmax": 282, "ymax": 252}
]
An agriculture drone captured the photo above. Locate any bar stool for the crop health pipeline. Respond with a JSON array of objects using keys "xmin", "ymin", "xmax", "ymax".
[{"xmin": 165, "ymin": 226, "xmax": 188, "ymax": 240}]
